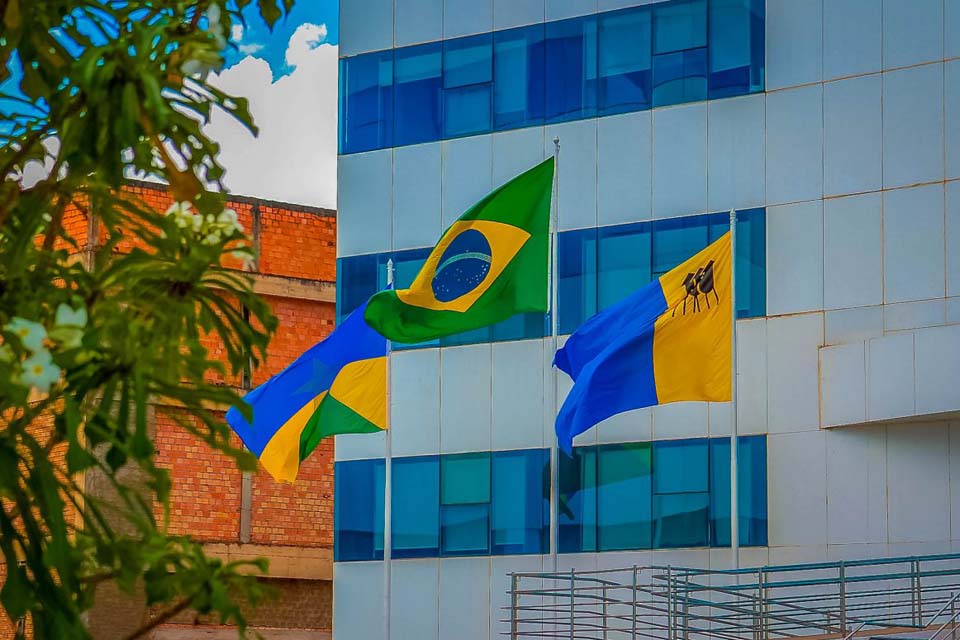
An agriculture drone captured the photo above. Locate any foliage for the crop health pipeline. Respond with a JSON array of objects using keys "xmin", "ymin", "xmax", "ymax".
[{"xmin": 0, "ymin": 0, "xmax": 293, "ymax": 637}]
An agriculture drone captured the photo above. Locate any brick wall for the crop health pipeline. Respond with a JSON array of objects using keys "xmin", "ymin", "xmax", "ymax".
[{"xmin": 1, "ymin": 183, "xmax": 338, "ymax": 639}]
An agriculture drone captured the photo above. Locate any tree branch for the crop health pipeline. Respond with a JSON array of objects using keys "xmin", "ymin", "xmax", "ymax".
[{"xmin": 120, "ymin": 595, "xmax": 196, "ymax": 640}]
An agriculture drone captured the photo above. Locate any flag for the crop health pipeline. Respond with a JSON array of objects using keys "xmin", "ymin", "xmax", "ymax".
[
  {"xmin": 554, "ymin": 232, "xmax": 732, "ymax": 454},
  {"xmin": 226, "ymin": 301, "xmax": 387, "ymax": 482},
  {"xmin": 364, "ymin": 158, "xmax": 554, "ymax": 343}
]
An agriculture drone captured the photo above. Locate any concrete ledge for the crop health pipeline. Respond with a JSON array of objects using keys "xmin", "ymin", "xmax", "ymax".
[
  {"xmin": 251, "ymin": 272, "xmax": 335, "ymax": 303},
  {"xmin": 151, "ymin": 626, "xmax": 331, "ymax": 639},
  {"xmin": 203, "ymin": 543, "xmax": 332, "ymax": 581}
]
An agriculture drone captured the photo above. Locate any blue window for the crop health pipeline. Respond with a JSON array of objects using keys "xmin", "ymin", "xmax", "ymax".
[
  {"xmin": 597, "ymin": 222, "xmax": 652, "ymax": 311},
  {"xmin": 597, "ymin": 443, "xmax": 652, "ymax": 550},
  {"xmin": 392, "ymin": 456, "xmax": 440, "ymax": 558},
  {"xmin": 394, "ymin": 42, "xmax": 442, "ymax": 146},
  {"xmin": 598, "ymin": 7, "xmax": 652, "ymax": 115},
  {"xmin": 339, "ymin": 51, "xmax": 393, "ymax": 154},
  {"xmin": 708, "ymin": 0, "xmax": 765, "ymax": 99},
  {"xmin": 652, "ymin": 0, "xmax": 707, "ymax": 106},
  {"xmin": 545, "ymin": 15, "xmax": 598, "ymax": 123},
  {"xmin": 441, "ymin": 453, "xmax": 491, "ymax": 555},
  {"xmin": 491, "ymin": 449, "xmax": 550, "ymax": 555},
  {"xmin": 334, "ymin": 458, "xmax": 384, "ymax": 562},
  {"xmin": 558, "ymin": 228, "xmax": 598, "ymax": 335},
  {"xmin": 443, "ymin": 34, "xmax": 493, "ymax": 137},
  {"xmin": 558, "ymin": 446, "xmax": 598, "ymax": 553},
  {"xmin": 653, "ymin": 439, "xmax": 709, "ymax": 548},
  {"xmin": 709, "ymin": 435, "xmax": 768, "ymax": 547},
  {"xmin": 494, "ymin": 25, "xmax": 545, "ymax": 130}
]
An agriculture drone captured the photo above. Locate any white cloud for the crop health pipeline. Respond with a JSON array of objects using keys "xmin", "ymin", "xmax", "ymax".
[
  {"xmin": 237, "ymin": 42, "xmax": 265, "ymax": 55},
  {"xmin": 205, "ymin": 22, "xmax": 337, "ymax": 208},
  {"xmin": 231, "ymin": 23, "xmax": 244, "ymax": 41}
]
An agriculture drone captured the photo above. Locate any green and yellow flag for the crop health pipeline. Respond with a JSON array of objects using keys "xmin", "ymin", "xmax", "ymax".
[{"xmin": 365, "ymin": 158, "xmax": 554, "ymax": 343}]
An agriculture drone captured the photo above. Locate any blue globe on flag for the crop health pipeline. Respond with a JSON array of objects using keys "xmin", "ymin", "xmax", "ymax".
[{"xmin": 431, "ymin": 229, "xmax": 493, "ymax": 302}]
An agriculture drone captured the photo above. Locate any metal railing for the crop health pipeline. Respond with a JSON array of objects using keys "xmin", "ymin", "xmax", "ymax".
[{"xmin": 506, "ymin": 553, "xmax": 960, "ymax": 640}]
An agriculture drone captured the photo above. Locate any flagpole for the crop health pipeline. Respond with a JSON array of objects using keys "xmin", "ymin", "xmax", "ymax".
[
  {"xmin": 383, "ymin": 259, "xmax": 394, "ymax": 640},
  {"xmin": 729, "ymin": 210, "xmax": 740, "ymax": 570},
  {"xmin": 549, "ymin": 137, "xmax": 561, "ymax": 573}
]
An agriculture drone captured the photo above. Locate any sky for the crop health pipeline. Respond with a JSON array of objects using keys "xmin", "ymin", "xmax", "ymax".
[{"xmin": 208, "ymin": 0, "xmax": 340, "ymax": 208}]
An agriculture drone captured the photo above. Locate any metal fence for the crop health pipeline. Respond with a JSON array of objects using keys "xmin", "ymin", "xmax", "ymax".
[{"xmin": 506, "ymin": 553, "xmax": 960, "ymax": 640}]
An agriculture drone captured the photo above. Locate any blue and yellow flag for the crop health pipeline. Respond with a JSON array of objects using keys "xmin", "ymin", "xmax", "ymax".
[
  {"xmin": 554, "ymin": 233, "xmax": 732, "ymax": 454},
  {"xmin": 226, "ymin": 301, "xmax": 387, "ymax": 482}
]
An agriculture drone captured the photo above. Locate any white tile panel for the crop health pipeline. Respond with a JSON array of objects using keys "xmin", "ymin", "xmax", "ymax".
[
  {"xmin": 768, "ymin": 545, "xmax": 828, "ymax": 566},
  {"xmin": 340, "ymin": 0, "xmax": 394, "ymax": 56},
  {"xmin": 491, "ymin": 555, "xmax": 544, "ymax": 639},
  {"xmin": 735, "ymin": 318, "xmax": 767, "ymax": 434},
  {"xmin": 391, "ymin": 559, "xmax": 439, "ymax": 640},
  {"xmin": 866, "ymin": 333, "xmax": 915, "ymax": 421},
  {"xmin": 824, "ymin": 306, "xmax": 884, "ymax": 346},
  {"xmin": 949, "ymin": 0, "xmax": 960, "ymax": 60},
  {"xmin": 393, "ymin": 143, "xmax": 442, "ymax": 250},
  {"xmin": 652, "ymin": 103, "xmax": 707, "ymax": 218},
  {"xmin": 444, "ymin": 0, "xmax": 493, "ymax": 38},
  {"xmin": 494, "ymin": 0, "xmax": 544, "ymax": 30},
  {"xmin": 884, "ymin": 299, "xmax": 946, "ymax": 332},
  {"xmin": 768, "ymin": 431, "xmax": 828, "ymax": 547},
  {"xmin": 825, "ymin": 426, "xmax": 887, "ymax": 544},
  {"xmin": 439, "ymin": 558, "xmax": 490, "ymax": 640},
  {"xmin": 767, "ymin": 313, "xmax": 823, "ymax": 433},
  {"xmin": 546, "ymin": 119, "xmax": 598, "ymax": 230},
  {"xmin": 823, "ymin": 0, "xmax": 882, "ymax": 80},
  {"xmin": 338, "ymin": 149, "xmax": 392, "ymax": 257},
  {"xmin": 823, "ymin": 75, "xmax": 883, "ymax": 197},
  {"xmin": 915, "ymin": 325, "xmax": 960, "ymax": 414},
  {"xmin": 596, "ymin": 407, "xmax": 652, "ymax": 444},
  {"xmin": 887, "ymin": 423, "xmax": 951, "ymax": 544},
  {"xmin": 766, "ymin": 85, "xmax": 823, "ymax": 205},
  {"xmin": 492, "ymin": 127, "xmax": 547, "ymax": 190},
  {"xmin": 442, "ymin": 136, "xmax": 493, "ymax": 229},
  {"xmin": 823, "ymin": 193, "xmax": 883, "ymax": 309},
  {"xmin": 882, "ymin": 0, "xmax": 944, "ymax": 70},
  {"xmin": 766, "ymin": 200, "xmax": 824, "ymax": 315},
  {"xmin": 947, "ymin": 61, "xmax": 960, "ymax": 180},
  {"xmin": 545, "ymin": 0, "xmax": 597, "ymax": 21},
  {"xmin": 948, "ymin": 296, "xmax": 960, "ymax": 324},
  {"xmin": 334, "ymin": 561, "xmax": 385, "ymax": 640},
  {"xmin": 950, "ymin": 422, "xmax": 960, "ymax": 541},
  {"xmin": 765, "ymin": 0, "xmax": 823, "ymax": 91},
  {"xmin": 949, "ymin": 181, "xmax": 960, "ymax": 297},
  {"xmin": 820, "ymin": 342, "xmax": 867, "ymax": 428},
  {"xmin": 883, "ymin": 184, "xmax": 945, "ymax": 304},
  {"xmin": 391, "ymin": 349, "xmax": 441, "ymax": 457},
  {"xmin": 598, "ymin": 111, "xmax": 652, "ymax": 225},
  {"xmin": 492, "ymin": 340, "xmax": 545, "ymax": 451},
  {"xmin": 652, "ymin": 402, "xmax": 708, "ymax": 439},
  {"xmin": 707, "ymin": 93, "xmax": 765, "ymax": 211},
  {"xmin": 883, "ymin": 64, "xmax": 944, "ymax": 189},
  {"xmin": 395, "ymin": 0, "xmax": 443, "ymax": 47},
  {"xmin": 335, "ymin": 431, "xmax": 387, "ymax": 461},
  {"xmin": 708, "ymin": 401, "xmax": 731, "ymax": 437},
  {"xmin": 441, "ymin": 344, "xmax": 492, "ymax": 453}
]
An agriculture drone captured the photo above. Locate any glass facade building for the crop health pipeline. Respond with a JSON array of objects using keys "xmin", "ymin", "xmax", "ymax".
[{"xmin": 335, "ymin": 0, "xmax": 960, "ymax": 637}]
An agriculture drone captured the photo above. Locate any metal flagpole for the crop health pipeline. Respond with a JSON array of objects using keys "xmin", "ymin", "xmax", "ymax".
[
  {"xmin": 549, "ymin": 137, "xmax": 561, "ymax": 572},
  {"xmin": 729, "ymin": 210, "xmax": 740, "ymax": 570},
  {"xmin": 384, "ymin": 259, "xmax": 395, "ymax": 640}
]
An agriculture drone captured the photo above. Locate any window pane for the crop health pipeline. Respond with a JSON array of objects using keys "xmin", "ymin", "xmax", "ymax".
[
  {"xmin": 442, "ymin": 452, "xmax": 491, "ymax": 505},
  {"xmin": 494, "ymin": 25, "xmax": 546, "ymax": 130},
  {"xmin": 394, "ymin": 42, "xmax": 442, "ymax": 146},
  {"xmin": 653, "ymin": 492, "xmax": 709, "ymax": 548},
  {"xmin": 598, "ymin": 222, "xmax": 652, "ymax": 311},
  {"xmin": 652, "ymin": 46, "xmax": 707, "ymax": 107},
  {"xmin": 441, "ymin": 504, "xmax": 490, "ymax": 555},
  {"xmin": 597, "ymin": 443, "xmax": 652, "ymax": 550},
  {"xmin": 545, "ymin": 15, "xmax": 598, "ymax": 123},
  {"xmin": 492, "ymin": 449, "xmax": 549, "ymax": 555},
  {"xmin": 710, "ymin": 436, "xmax": 768, "ymax": 547},
  {"xmin": 334, "ymin": 459, "xmax": 385, "ymax": 561},
  {"xmin": 709, "ymin": 0, "xmax": 765, "ymax": 99},
  {"xmin": 392, "ymin": 456, "xmax": 440, "ymax": 558},
  {"xmin": 340, "ymin": 52, "xmax": 394, "ymax": 154},
  {"xmin": 444, "ymin": 84, "xmax": 492, "ymax": 137},
  {"xmin": 558, "ymin": 447, "xmax": 598, "ymax": 553},
  {"xmin": 653, "ymin": 0, "xmax": 707, "ymax": 54},
  {"xmin": 652, "ymin": 215, "xmax": 710, "ymax": 279},
  {"xmin": 599, "ymin": 8, "xmax": 652, "ymax": 115},
  {"xmin": 558, "ymin": 227, "xmax": 598, "ymax": 334},
  {"xmin": 444, "ymin": 34, "xmax": 493, "ymax": 137},
  {"xmin": 653, "ymin": 439, "xmax": 708, "ymax": 494},
  {"xmin": 735, "ymin": 208, "xmax": 767, "ymax": 319},
  {"xmin": 337, "ymin": 253, "xmax": 379, "ymax": 323}
]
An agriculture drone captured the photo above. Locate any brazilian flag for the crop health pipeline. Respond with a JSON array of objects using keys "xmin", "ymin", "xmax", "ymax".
[{"xmin": 365, "ymin": 158, "xmax": 554, "ymax": 343}]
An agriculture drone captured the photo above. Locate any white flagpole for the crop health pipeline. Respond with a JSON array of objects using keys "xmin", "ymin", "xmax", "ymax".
[
  {"xmin": 549, "ymin": 137, "xmax": 561, "ymax": 572},
  {"xmin": 383, "ymin": 259, "xmax": 394, "ymax": 640},
  {"xmin": 729, "ymin": 210, "xmax": 740, "ymax": 570}
]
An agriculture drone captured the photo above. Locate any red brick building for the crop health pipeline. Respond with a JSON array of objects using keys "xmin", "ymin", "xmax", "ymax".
[{"xmin": 0, "ymin": 182, "xmax": 338, "ymax": 639}]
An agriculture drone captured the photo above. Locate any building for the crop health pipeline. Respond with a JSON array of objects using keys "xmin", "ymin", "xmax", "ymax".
[
  {"xmin": 0, "ymin": 183, "xmax": 338, "ymax": 639},
  {"xmin": 333, "ymin": 1, "xmax": 960, "ymax": 639}
]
